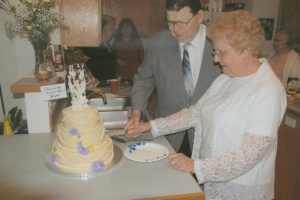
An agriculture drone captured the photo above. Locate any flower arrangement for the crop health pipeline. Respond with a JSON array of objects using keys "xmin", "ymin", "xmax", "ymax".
[{"xmin": 0, "ymin": 0, "xmax": 64, "ymax": 73}]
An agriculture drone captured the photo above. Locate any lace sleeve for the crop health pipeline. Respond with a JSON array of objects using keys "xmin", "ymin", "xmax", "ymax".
[
  {"xmin": 151, "ymin": 105, "xmax": 201, "ymax": 137},
  {"xmin": 195, "ymin": 133, "xmax": 274, "ymax": 184}
]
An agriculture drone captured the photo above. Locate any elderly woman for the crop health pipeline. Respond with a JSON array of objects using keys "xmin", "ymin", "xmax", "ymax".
[
  {"xmin": 268, "ymin": 30, "xmax": 300, "ymax": 89},
  {"xmin": 126, "ymin": 10, "xmax": 287, "ymax": 200}
]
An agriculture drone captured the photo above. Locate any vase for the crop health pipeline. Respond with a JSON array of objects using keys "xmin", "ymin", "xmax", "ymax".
[
  {"xmin": 34, "ymin": 71, "xmax": 52, "ymax": 82},
  {"xmin": 31, "ymin": 40, "xmax": 53, "ymax": 82}
]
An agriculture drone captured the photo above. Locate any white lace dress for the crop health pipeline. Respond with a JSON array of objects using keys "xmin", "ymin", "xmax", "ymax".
[{"xmin": 150, "ymin": 59, "xmax": 287, "ymax": 200}]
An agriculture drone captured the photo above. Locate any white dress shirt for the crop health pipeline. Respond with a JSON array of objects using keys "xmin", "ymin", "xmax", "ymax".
[{"xmin": 179, "ymin": 24, "xmax": 207, "ymax": 90}]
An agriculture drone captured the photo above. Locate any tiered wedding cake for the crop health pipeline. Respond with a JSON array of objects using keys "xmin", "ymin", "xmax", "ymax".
[{"xmin": 49, "ymin": 64, "xmax": 114, "ymax": 174}]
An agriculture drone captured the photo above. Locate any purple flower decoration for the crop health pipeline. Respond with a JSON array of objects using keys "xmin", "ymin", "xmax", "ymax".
[
  {"xmin": 69, "ymin": 128, "xmax": 80, "ymax": 137},
  {"xmin": 91, "ymin": 161, "xmax": 105, "ymax": 172},
  {"xmin": 48, "ymin": 154, "xmax": 56, "ymax": 166},
  {"xmin": 77, "ymin": 141, "xmax": 89, "ymax": 155}
]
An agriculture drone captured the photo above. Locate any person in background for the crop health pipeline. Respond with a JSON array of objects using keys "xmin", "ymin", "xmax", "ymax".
[
  {"xmin": 125, "ymin": 0, "xmax": 221, "ymax": 155},
  {"xmin": 53, "ymin": 50, "xmax": 64, "ymax": 71},
  {"xmin": 64, "ymin": 48, "xmax": 99, "ymax": 90},
  {"xmin": 81, "ymin": 15, "xmax": 118, "ymax": 82},
  {"xmin": 112, "ymin": 18, "xmax": 144, "ymax": 82},
  {"xmin": 268, "ymin": 30, "xmax": 300, "ymax": 89},
  {"xmin": 126, "ymin": 10, "xmax": 287, "ymax": 200}
]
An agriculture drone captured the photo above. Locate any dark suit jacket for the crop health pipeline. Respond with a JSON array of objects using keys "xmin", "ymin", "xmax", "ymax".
[{"xmin": 131, "ymin": 29, "xmax": 221, "ymax": 150}]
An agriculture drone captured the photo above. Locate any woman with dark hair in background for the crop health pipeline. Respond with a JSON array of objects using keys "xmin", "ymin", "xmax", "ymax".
[{"xmin": 112, "ymin": 18, "xmax": 144, "ymax": 82}]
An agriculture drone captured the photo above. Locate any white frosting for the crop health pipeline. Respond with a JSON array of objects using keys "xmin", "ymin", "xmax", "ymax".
[
  {"xmin": 52, "ymin": 106, "xmax": 114, "ymax": 174},
  {"xmin": 50, "ymin": 64, "xmax": 114, "ymax": 174},
  {"xmin": 68, "ymin": 64, "xmax": 88, "ymax": 109}
]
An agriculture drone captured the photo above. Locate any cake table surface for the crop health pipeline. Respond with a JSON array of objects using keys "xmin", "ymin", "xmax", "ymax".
[{"xmin": 0, "ymin": 133, "xmax": 201, "ymax": 200}]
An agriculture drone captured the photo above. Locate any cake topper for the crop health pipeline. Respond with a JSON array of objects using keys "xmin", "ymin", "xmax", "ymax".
[{"xmin": 68, "ymin": 63, "xmax": 88, "ymax": 109}]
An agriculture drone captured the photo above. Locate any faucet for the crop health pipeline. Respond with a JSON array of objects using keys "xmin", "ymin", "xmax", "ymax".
[
  {"xmin": 87, "ymin": 91, "xmax": 107, "ymax": 105},
  {"xmin": 98, "ymin": 92, "xmax": 107, "ymax": 105}
]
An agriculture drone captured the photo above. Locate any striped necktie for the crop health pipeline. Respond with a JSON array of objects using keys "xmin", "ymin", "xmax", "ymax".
[{"xmin": 182, "ymin": 43, "xmax": 194, "ymax": 106}]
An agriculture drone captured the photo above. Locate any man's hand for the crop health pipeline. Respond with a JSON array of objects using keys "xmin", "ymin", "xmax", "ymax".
[
  {"xmin": 125, "ymin": 122, "xmax": 151, "ymax": 139},
  {"xmin": 125, "ymin": 110, "xmax": 141, "ymax": 130}
]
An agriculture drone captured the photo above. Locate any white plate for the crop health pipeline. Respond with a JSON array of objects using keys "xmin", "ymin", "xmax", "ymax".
[{"xmin": 124, "ymin": 142, "xmax": 169, "ymax": 162}]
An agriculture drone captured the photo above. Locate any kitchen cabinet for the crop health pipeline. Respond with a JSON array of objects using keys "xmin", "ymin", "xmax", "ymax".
[
  {"xmin": 102, "ymin": 0, "xmax": 166, "ymax": 37},
  {"xmin": 60, "ymin": 0, "xmax": 101, "ymax": 47},
  {"xmin": 275, "ymin": 103, "xmax": 300, "ymax": 200},
  {"xmin": 59, "ymin": 0, "xmax": 166, "ymax": 47}
]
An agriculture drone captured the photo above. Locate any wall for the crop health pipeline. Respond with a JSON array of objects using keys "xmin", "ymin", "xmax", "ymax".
[
  {"xmin": 250, "ymin": 0, "xmax": 281, "ymax": 56},
  {"xmin": 0, "ymin": 12, "xmax": 31, "ymax": 120},
  {"xmin": 0, "ymin": 11, "xmax": 60, "ymax": 121},
  {"xmin": 204, "ymin": 0, "xmax": 280, "ymax": 56}
]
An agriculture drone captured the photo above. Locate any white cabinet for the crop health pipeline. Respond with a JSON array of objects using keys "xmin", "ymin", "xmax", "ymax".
[{"xmin": 10, "ymin": 75, "xmax": 66, "ymax": 133}]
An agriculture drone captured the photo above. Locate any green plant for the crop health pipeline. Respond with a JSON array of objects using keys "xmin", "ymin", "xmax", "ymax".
[
  {"xmin": 0, "ymin": 0, "xmax": 65, "ymax": 72},
  {"xmin": 8, "ymin": 106, "xmax": 23, "ymax": 129}
]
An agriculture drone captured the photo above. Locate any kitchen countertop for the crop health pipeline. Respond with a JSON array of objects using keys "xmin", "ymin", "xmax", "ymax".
[
  {"xmin": 10, "ymin": 73, "xmax": 64, "ymax": 93},
  {"xmin": 0, "ymin": 133, "xmax": 202, "ymax": 200}
]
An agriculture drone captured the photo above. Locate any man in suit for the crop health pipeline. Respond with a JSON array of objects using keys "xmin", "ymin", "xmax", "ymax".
[{"xmin": 126, "ymin": 0, "xmax": 221, "ymax": 154}]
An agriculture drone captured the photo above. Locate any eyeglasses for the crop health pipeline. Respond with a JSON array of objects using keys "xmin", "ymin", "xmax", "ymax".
[
  {"xmin": 166, "ymin": 15, "xmax": 194, "ymax": 29},
  {"xmin": 211, "ymin": 50, "xmax": 228, "ymax": 58}
]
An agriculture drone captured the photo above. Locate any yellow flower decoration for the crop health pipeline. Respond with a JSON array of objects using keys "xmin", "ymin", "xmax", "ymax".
[
  {"xmin": 82, "ymin": 140, "xmax": 91, "ymax": 148},
  {"xmin": 73, "ymin": 137, "xmax": 80, "ymax": 143},
  {"xmin": 1, "ymin": 0, "xmax": 64, "ymax": 52},
  {"xmin": 25, "ymin": 25, "xmax": 32, "ymax": 30},
  {"xmin": 89, "ymin": 144, "xmax": 95, "ymax": 152}
]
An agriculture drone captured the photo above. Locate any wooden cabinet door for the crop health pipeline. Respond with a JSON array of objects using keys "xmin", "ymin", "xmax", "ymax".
[
  {"xmin": 275, "ymin": 112, "xmax": 300, "ymax": 200},
  {"xmin": 60, "ymin": 0, "xmax": 101, "ymax": 47},
  {"xmin": 147, "ymin": 0, "xmax": 167, "ymax": 36},
  {"xmin": 102, "ymin": 0, "xmax": 125, "ymax": 25},
  {"xmin": 60, "ymin": 0, "xmax": 166, "ymax": 46},
  {"xmin": 125, "ymin": 0, "xmax": 166, "ymax": 37},
  {"xmin": 124, "ymin": 0, "xmax": 149, "ymax": 36},
  {"xmin": 102, "ymin": 0, "xmax": 166, "ymax": 37}
]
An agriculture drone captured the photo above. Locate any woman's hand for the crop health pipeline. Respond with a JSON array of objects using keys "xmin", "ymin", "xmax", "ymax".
[
  {"xmin": 169, "ymin": 153, "xmax": 195, "ymax": 173},
  {"xmin": 125, "ymin": 122, "xmax": 151, "ymax": 139}
]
